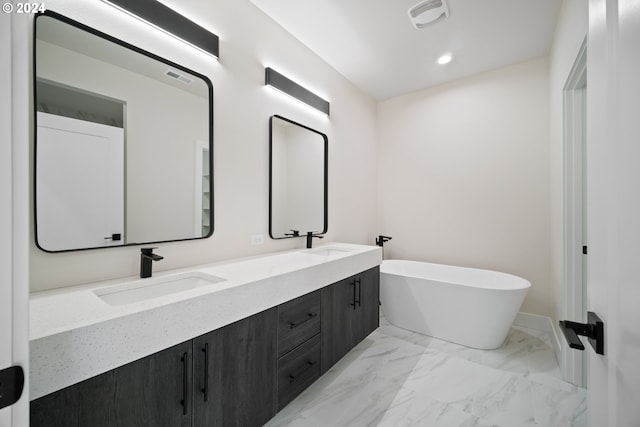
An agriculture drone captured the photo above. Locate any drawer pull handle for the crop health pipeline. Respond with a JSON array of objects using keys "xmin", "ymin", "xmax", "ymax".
[
  {"xmin": 288, "ymin": 360, "xmax": 317, "ymax": 383},
  {"xmin": 288, "ymin": 312, "xmax": 318, "ymax": 329}
]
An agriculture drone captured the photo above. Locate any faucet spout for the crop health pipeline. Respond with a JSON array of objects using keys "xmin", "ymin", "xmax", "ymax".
[
  {"xmin": 306, "ymin": 231, "xmax": 324, "ymax": 249},
  {"xmin": 140, "ymin": 247, "xmax": 163, "ymax": 278}
]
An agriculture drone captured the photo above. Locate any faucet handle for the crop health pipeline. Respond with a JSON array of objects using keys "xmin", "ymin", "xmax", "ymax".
[{"xmin": 141, "ymin": 247, "xmax": 158, "ymax": 254}]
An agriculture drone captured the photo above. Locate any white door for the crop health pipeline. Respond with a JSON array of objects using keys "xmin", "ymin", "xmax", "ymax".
[
  {"xmin": 1, "ymin": 10, "xmax": 29, "ymax": 427},
  {"xmin": 587, "ymin": 0, "xmax": 640, "ymax": 425},
  {"xmin": 0, "ymin": 12, "xmax": 15, "ymax": 423},
  {"xmin": 36, "ymin": 112, "xmax": 124, "ymax": 251}
]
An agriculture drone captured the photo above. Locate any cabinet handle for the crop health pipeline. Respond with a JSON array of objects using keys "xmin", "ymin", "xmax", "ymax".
[
  {"xmin": 356, "ymin": 278, "xmax": 362, "ymax": 307},
  {"xmin": 350, "ymin": 281, "xmax": 357, "ymax": 310},
  {"xmin": 201, "ymin": 343, "xmax": 209, "ymax": 402},
  {"xmin": 181, "ymin": 352, "xmax": 188, "ymax": 415},
  {"xmin": 288, "ymin": 360, "xmax": 317, "ymax": 383},
  {"xmin": 288, "ymin": 312, "xmax": 318, "ymax": 329}
]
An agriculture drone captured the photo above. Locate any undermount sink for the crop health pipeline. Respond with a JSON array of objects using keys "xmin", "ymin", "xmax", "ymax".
[
  {"xmin": 94, "ymin": 272, "xmax": 226, "ymax": 306},
  {"xmin": 303, "ymin": 246, "xmax": 354, "ymax": 257}
]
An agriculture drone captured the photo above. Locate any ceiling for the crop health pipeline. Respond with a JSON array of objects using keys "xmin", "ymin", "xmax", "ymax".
[{"xmin": 249, "ymin": 0, "xmax": 562, "ymax": 101}]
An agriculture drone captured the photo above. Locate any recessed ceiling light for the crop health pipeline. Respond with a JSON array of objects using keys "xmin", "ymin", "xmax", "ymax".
[{"xmin": 437, "ymin": 53, "xmax": 453, "ymax": 65}]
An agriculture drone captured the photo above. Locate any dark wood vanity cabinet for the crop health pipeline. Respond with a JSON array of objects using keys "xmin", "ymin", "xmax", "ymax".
[
  {"xmin": 193, "ymin": 308, "xmax": 277, "ymax": 427},
  {"xmin": 30, "ymin": 309, "xmax": 276, "ymax": 427},
  {"xmin": 30, "ymin": 267, "xmax": 379, "ymax": 426},
  {"xmin": 320, "ymin": 266, "xmax": 380, "ymax": 373},
  {"xmin": 30, "ymin": 340, "xmax": 193, "ymax": 427}
]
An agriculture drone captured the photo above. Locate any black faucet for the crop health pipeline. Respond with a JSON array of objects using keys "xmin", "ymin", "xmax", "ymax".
[
  {"xmin": 285, "ymin": 229, "xmax": 300, "ymax": 237},
  {"xmin": 306, "ymin": 231, "xmax": 324, "ymax": 248},
  {"xmin": 140, "ymin": 247, "xmax": 163, "ymax": 278},
  {"xmin": 375, "ymin": 235, "xmax": 392, "ymax": 247}
]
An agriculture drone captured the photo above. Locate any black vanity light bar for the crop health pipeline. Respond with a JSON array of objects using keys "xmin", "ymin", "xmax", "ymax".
[
  {"xmin": 265, "ymin": 67, "xmax": 330, "ymax": 116},
  {"xmin": 103, "ymin": 0, "xmax": 219, "ymax": 58}
]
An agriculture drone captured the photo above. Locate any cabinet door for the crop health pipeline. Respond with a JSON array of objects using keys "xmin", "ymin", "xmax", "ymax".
[
  {"xmin": 353, "ymin": 266, "xmax": 380, "ymax": 345},
  {"xmin": 193, "ymin": 308, "xmax": 277, "ymax": 427},
  {"xmin": 30, "ymin": 341, "xmax": 192, "ymax": 427},
  {"xmin": 320, "ymin": 276, "xmax": 358, "ymax": 374}
]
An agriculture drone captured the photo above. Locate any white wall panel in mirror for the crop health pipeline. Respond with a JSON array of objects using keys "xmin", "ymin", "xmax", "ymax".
[
  {"xmin": 34, "ymin": 11, "xmax": 213, "ymax": 252},
  {"xmin": 269, "ymin": 115, "xmax": 327, "ymax": 239}
]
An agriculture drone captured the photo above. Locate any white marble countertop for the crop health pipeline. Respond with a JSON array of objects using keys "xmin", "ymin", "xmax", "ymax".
[{"xmin": 30, "ymin": 242, "xmax": 382, "ymax": 400}]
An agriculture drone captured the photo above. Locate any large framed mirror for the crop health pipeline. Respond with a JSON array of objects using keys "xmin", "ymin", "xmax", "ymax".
[
  {"xmin": 269, "ymin": 115, "xmax": 328, "ymax": 239},
  {"xmin": 34, "ymin": 10, "xmax": 213, "ymax": 252}
]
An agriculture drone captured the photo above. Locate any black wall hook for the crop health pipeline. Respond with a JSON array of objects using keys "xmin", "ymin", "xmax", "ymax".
[{"xmin": 559, "ymin": 311, "xmax": 604, "ymax": 355}]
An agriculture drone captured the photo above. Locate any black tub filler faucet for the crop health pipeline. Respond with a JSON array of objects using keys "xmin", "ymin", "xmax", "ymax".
[{"xmin": 376, "ymin": 235, "xmax": 392, "ymax": 247}]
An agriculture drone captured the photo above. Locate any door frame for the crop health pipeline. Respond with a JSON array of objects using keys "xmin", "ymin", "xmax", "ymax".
[
  {"xmin": 562, "ymin": 38, "xmax": 587, "ymax": 387},
  {"xmin": 0, "ymin": 9, "xmax": 30, "ymax": 427}
]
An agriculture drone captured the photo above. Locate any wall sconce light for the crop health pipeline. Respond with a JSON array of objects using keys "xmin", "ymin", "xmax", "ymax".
[
  {"xmin": 102, "ymin": 0, "xmax": 219, "ymax": 58},
  {"xmin": 265, "ymin": 67, "xmax": 330, "ymax": 116}
]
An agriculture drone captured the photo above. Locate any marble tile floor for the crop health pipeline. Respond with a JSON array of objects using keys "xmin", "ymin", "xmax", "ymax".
[{"xmin": 266, "ymin": 313, "xmax": 587, "ymax": 427}]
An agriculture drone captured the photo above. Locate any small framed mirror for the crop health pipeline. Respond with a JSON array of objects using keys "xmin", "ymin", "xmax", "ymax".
[
  {"xmin": 269, "ymin": 115, "xmax": 328, "ymax": 239},
  {"xmin": 34, "ymin": 11, "xmax": 213, "ymax": 252}
]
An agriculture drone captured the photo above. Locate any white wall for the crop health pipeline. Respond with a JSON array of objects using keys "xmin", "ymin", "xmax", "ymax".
[
  {"xmin": 30, "ymin": 0, "xmax": 379, "ymax": 292},
  {"xmin": 377, "ymin": 58, "xmax": 551, "ymax": 316},
  {"xmin": 548, "ymin": 0, "xmax": 588, "ymax": 339}
]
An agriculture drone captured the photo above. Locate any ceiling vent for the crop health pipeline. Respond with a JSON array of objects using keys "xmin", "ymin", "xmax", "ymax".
[
  {"xmin": 164, "ymin": 69, "xmax": 193, "ymax": 85},
  {"xmin": 408, "ymin": 0, "xmax": 449, "ymax": 29}
]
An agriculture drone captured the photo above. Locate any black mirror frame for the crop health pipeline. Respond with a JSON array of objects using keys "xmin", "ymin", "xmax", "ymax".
[
  {"xmin": 33, "ymin": 10, "xmax": 215, "ymax": 253},
  {"xmin": 268, "ymin": 115, "xmax": 328, "ymax": 240}
]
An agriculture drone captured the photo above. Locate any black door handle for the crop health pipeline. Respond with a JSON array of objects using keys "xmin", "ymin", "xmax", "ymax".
[
  {"xmin": 0, "ymin": 365, "xmax": 25, "ymax": 410},
  {"xmin": 181, "ymin": 352, "xmax": 189, "ymax": 415},
  {"xmin": 559, "ymin": 311, "xmax": 604, "ymax": 355},
  {"xmin": 201, "ymin": 343, "xmax": 209, "ymax": 402},
  {"xmin": 349, "ymin": 280, "xmax": 357, "ymax": 310}
]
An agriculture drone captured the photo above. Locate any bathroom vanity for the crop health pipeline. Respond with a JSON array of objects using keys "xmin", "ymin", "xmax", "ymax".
[{"xmin": 29, "ymin": 244, "xmax": 381, "ymax": 426}]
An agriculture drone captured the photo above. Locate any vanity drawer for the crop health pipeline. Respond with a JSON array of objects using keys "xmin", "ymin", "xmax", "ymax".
[
  {"xmin": 277, "ymin": 290, "xmax": 321, "ymax": 356},
  {"xmin": 277, "ymin": 334, "xmax": 321, "ymax": 410}
]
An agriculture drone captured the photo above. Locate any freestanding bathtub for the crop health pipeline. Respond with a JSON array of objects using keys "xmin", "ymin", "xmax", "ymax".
[{"xmin": 380, "ymin": 260, "xmax": 530, "ymax": 350}]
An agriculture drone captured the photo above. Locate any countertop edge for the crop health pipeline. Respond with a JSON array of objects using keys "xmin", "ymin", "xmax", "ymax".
[{"xmin": 30, "ymin": 245, "xmax": 382, "ymax": 400}]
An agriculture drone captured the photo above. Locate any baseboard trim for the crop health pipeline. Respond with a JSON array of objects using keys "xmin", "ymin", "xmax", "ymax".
[{"xmin": 513, "ymin": 312, "xmax": 561, "ymax": 363}]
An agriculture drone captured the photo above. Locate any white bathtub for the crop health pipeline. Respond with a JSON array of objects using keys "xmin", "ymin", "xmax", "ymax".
[{"xmin": 380, "ymin": 260, "xmax": 530, "ymax": 349}]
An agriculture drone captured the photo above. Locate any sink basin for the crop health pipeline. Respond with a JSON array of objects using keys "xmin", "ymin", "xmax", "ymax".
[
  {"xmin": 94, "ymin": 272, "xmax": 226, "ymax": 306},
  {"xmin": 303, "ymin": 246, "xmax": 354, "ymax": 257}
]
